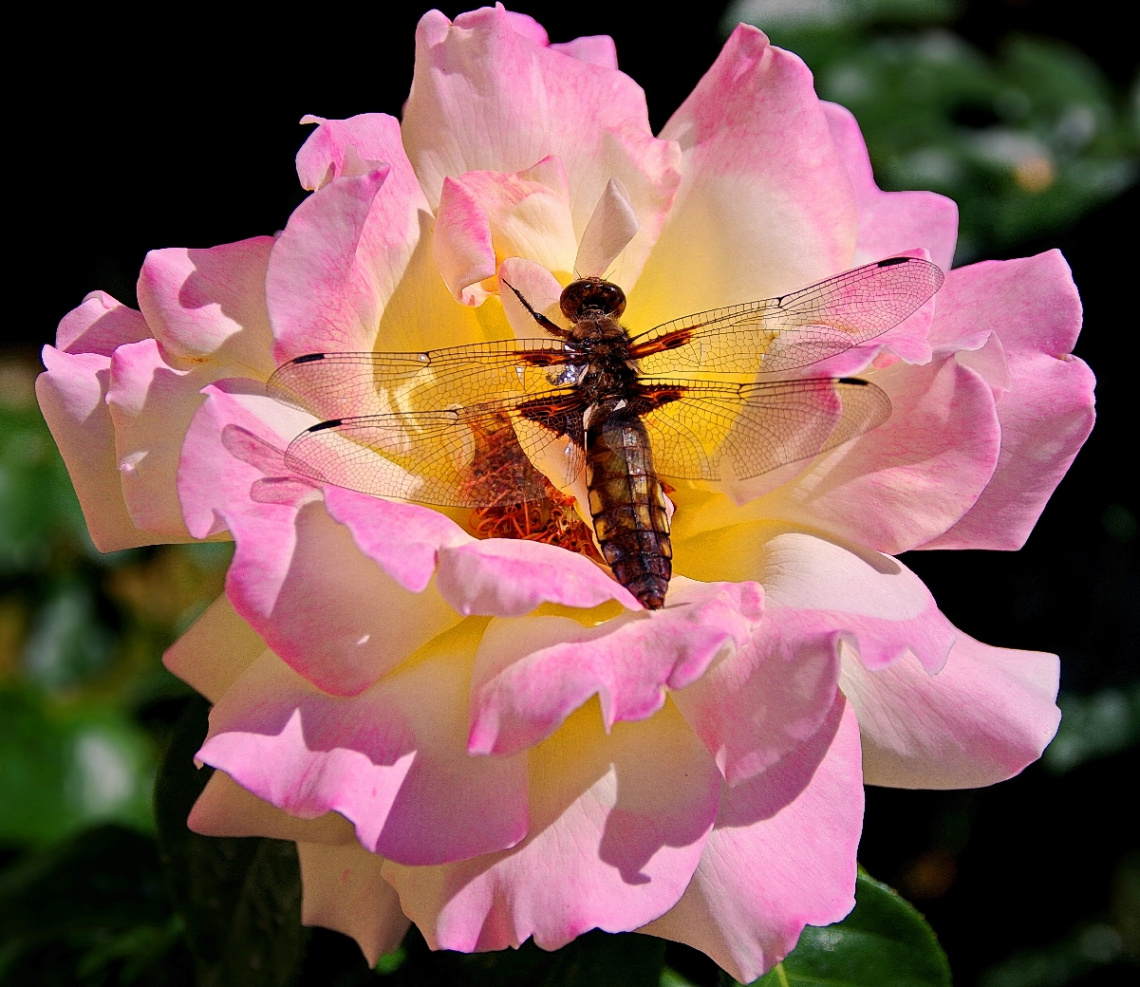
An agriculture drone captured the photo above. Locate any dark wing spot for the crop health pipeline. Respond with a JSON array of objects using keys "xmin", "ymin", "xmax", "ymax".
[
  {"xmin": 518, "ymin": 394, "xmax": 587, "ymax": 442},
  {"xmin": 628, "ymin": 327, "xmax": 693, "ymax": 359},
  {"xmin": 520, "ymin": 351, "xmax": 571, "ymax": 367},
  {"xmin": 633, "ymin": 383, "xmax": 688, "ymax": 412}
]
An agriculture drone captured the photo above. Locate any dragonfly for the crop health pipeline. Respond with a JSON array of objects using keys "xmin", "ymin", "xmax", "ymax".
[{"xmin": 267, "ymin": 256, "xmax": 944, "ymax": 610}]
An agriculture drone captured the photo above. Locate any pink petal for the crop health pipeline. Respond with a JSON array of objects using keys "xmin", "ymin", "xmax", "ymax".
[
  {"xmin": 669, "ymin": 604, "xmax": 843, "ymax": 785},
  {"xmin": 135, "ymin": 237, "xmax": 276, "ymax": 372},
  {"xmin": 434, "ymin": 176, "xmax": 498, "ymax": 305},
  {"xmin": 753, "ymin": 349, "xmax": 1003, "ymax": 553},
  {"xmin": 189, "ymin": 769, "xmax": 356, "ymax": 845},
  {"xmin": 382, "ymin": 700, "xmax": 720, "ymax": 950},
  {"xmin": 324, "ymin": 484, "xmax": 636, "ymax": 616},
  {"xmin": 200, "ymin": 647, "xmax": 529, "ymax": 865},
  {"xmin": 55, "ymin": 289, "xmax": 150, "ymax": 357},
  {"xmin": 467, "ymin": 579, "xmax": 763, "ymax": 756},
  {"xmin": 403, "ymin": 7, "xmax": 679, "ymax": 285},
  {"xmin": 36, "ymin": 347, "xmax": 151, "ymax": 551},
  {"xmin": 631, "ymin": 25, "xmax": 857, "ymax": 334},
  {"xmin": 841, "ymin": 632, "xmax": 1061, "ymax": 789},
  {"xmin": 180, "ymin": 384, "xmax": 464, "ymax": 695},
  {"xmin": 824, "ymin": 102, "xmax": 958, "ymax": 271},
  {"xmin": 640, "ymin": 698, "xmax": 862, "ymax": 983},
  {"xmin": 163, "ymin": 593, "xmax": 265, "ymax": 703},
  {"xmin": 321, "ymin": 485, "xmax": 471, "ymax": 593},
  {"xmin": 296, "ymin": 113, "xmax": 407, "ymax": 191},
  {"xmin": 267, "ymin": 164, "xmax": 394, "ymax": 360},
  {"xmin": 498, "ymin": 257, "xmax": 566, "ymax": 335},
  {"xmin": 177, "ymin": 381, "xmax": 312, "ymax": 540},
  {"xmin": 222, "ymin": 494, "xmax": 462, "ymax": 697},
  {"xmin": 551, "ymin": 35, "xmax": 619, "ymax": 70},
  {"xmin": 321, "ymin": 480, "xmax": 629, "ymax": 610},
  {"xmin": 268, "ymin": 128, "xmax": 480, "ymax": 361},
  {"xmin": 672, "ymin": 528, "xmax": 956, "ymax": 674},
  {"xmin": 433, "ymin": 158, "xmax": 578, "ymax": 304},
  {"xmin": 436, "ymin": 538, "xmax": 638, "ymax": 616},
  {"xmin": 298, "ymin": 842, "xmax": 411, "ymax": 964},
  {"xmin": 105, "ymin": 338, "xmax": 196, "ymax": 538},
  {"xmin": 922, "ymin": 252, "xmax": 1095, "ymax": 550}
]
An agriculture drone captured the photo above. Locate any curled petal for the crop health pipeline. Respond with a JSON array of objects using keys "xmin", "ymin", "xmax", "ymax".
[
  {"xmin": 36, "ymin": 347, "xmax": 151, "ymax": 551},
  {"xmin": 550, "ymin": 34, "xmax": 618, "ymax": 70},
  {"xmin": 436, "ymin": 538, "xmax": 638, "ymax": 616},
  {"xmin": 200, "ymin": 638, "xmax": 529, "ymax": 865},
  {"xmin": 268, "ymin": 129, "xmax": 484, "ymax": 360},
  {"xmin": 641, "ymin": 698, "xmax": 862, "ymax": 983},
  {"xmin": 298, "ymin": 842, "xmax": 411, "ymax": 965},
  {"xmin": 922, "ymin": 252, "xmax": 1095, "ymax": 550},
  {"xmin": 55, "ymin": 289, "xmax": 150, "ymax": 357},
  {"xmin": 322, "ymin": 485, "xmax": 472, "ymax": 593},
  {"xmin": 223, "ymin": 495, "xmax": 462, "ymax": 697},
  {"xmin": 136, "ymin": 237, "xmax": 276, "ymax": 369},
  {"xmin": 180, "ymin": 384, "xmax": 464, "ymax": 695},
  {"xmin": 434, "ymin": 177, "xmax": 498, "ymax": 305},
  {"xmin": 296, "ymin": 113, "xmax": 406, "ymax": 190},
  {"xmin": 383, "ymin": 699, "xmax": 720, "ymax": 950},
  {"xmin": 106, "ymin": 338, "xmax": 196, "ymax": 539},
  {"xmin": 670, "ymin": 604, "xmax": 842, "ymax": 785},
  {"xmin": 468, "ymin": 579, "xmax": 763, "ymax": 756},
  {"xmin": 841, "ymin": 633, "xmax": 1061, "ymax": 789},
  {"xmin": 575, "ymin": 177, "xmax": 640, "ymax": 280}
]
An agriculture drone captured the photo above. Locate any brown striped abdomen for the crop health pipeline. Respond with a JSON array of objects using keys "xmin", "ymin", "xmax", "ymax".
[{"xmin": 586, "ymin": 411, "xmax": 672, "ymax": 609}]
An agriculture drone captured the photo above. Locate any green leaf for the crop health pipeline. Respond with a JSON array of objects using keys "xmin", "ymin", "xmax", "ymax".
[
  {"xmin": 748, "ymin": 873, "xmax": 951, "ymax": 987},
  {"xmin": 154, "ymin": 695, "xmax": 307, "ymax": 987}
]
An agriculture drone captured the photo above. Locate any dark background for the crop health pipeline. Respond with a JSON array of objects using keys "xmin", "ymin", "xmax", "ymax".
[{"xmin": 7, "ymin": 1, "xmax": 1138, "ymax": 985}]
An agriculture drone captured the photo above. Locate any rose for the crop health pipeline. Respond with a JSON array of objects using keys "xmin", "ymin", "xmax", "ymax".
[{"xmin": 37, "ymin": 6, "xmax": 1094, "ymax": 981}]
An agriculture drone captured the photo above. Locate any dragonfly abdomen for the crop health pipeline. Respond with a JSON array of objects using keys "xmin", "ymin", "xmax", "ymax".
[{"xmin": 585, "ymin": 411, "xmax": 672, "ymax": 610}]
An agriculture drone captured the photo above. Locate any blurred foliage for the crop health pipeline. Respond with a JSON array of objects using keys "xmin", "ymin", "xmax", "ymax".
[
  {"xmin": 0, "ymin": 361, "xmax": 229, "ymax": 851},
  {"xmin": 1045, "ymin": 684, "xmax": 1140, "ymax": 774},
  {"xmin": 727, "ymin": 0, "xmax": 1139, "ymax": 262}
]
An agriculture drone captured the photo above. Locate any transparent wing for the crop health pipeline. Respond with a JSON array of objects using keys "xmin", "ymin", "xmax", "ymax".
[
  {"xmin": 635, "ymin": 377, "xmax": 892, "ymax": 482},
  {"xmin": 630, "ymin": 257, "xmax": 944, "ymax": 376},
  {"xmin": 282, "ymin": 392, "xmax": 587, "ymax": 508},
  {"xmin": 267, "ymin": 338, "xmax": 575, "ymax": 420}
]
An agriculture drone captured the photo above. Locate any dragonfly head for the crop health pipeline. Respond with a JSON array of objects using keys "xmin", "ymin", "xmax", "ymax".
[{"xmin": 561, "ymin": 277, "xmax": 626, "ymax": 321}]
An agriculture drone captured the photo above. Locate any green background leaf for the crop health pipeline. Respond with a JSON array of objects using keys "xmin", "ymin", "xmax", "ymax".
[{"xmin": 746, "ymin": 873, "xmax": 951, "ymax": 987}]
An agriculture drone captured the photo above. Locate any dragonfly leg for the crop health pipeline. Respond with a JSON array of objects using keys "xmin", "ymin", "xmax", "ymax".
[{"xmin": 500, "ymin": 279, "xmax": 569, "ymax": 338}]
